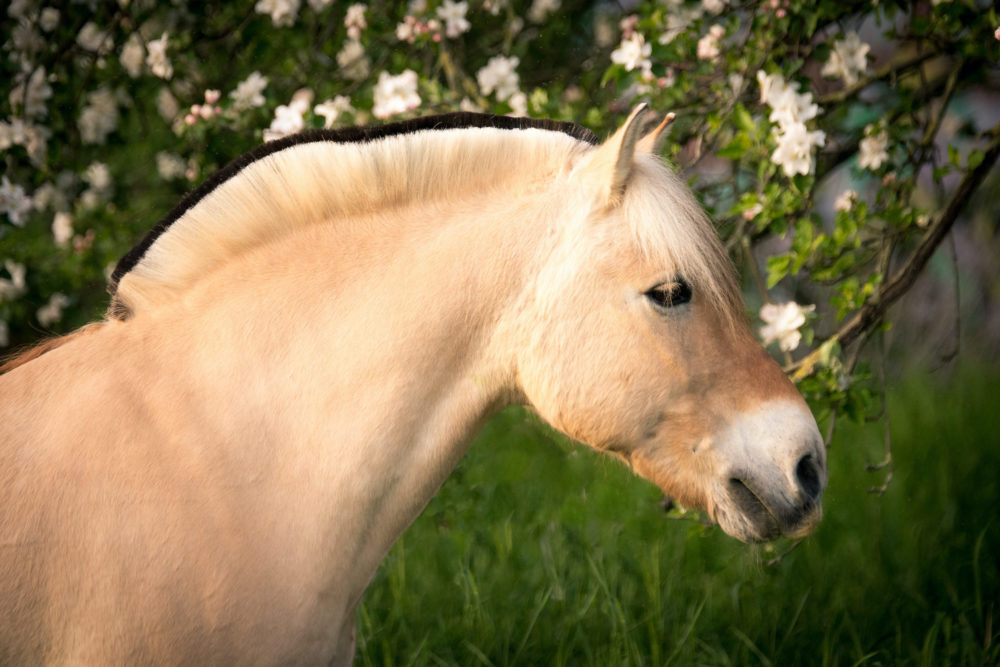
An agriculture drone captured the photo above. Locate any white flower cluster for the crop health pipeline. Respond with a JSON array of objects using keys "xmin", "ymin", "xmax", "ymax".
[
  {"xmin": 759, "ymin": 301, "xmax": 814, "ymax": 352},
  {"xmin": 373, "ymin": 70, "xmax": 421, "ymax": 119},
  {"xmin": 255, "ymin": 0, "xmax": 301, "ymax": 27},
  {"xmin": 697, "ymin": 24, "xmax": 725, "ymax": 61},
  {"xmin": 758, "ymin": 71, "xmax": 825, "ymax": 177},
  {"xmin": 344, "ymin": 4, "xmax": 367, "ymax": 39},
  {"xmin": 476, "ymin": 56, "xmax": 526, "ymax": 114},
  {"xmin": 230, "ymin": 72, "xmax": 269, "ymax": 111},
  {"xmin": 79, "ymin": 87, "xmax": 122, "ymax": 145},
  {"xmin": 859, "ymin": 123, "xmax": 890, "ymax": 170},
  {"xmin": 611, "ymin": 32, "xmax": 652, "ymax": 76},
  {"xmin": 146, "ymin": 33, "xmax": 173, "ymax": 80},
  {"xmin": 436, "ymin": 0, "xmax": 470, "ymax": 38},
  {"xmin": 821, "ymin": 32, "xmax": 870, "ymax": 86},
  {"xmin": 4, "ymin": 65, "xmax": 53, "ymax": 166},
  {"xmin": 528, "ymin": 0, "xmax": 560, "ymax": 24},
  {"xmin": 0, "ymin": 259, "xmax": 27, "ymax": 306},
  {"xmin": 337, "ymin": 38, "xmax": 370, "ymax": 81},
  {"xmin": 314, "ymin": 96, "xmax": 355, "ymax": 128},
  {"xmin": 0, "ymin": 176, "xmax": 33, "ymax": 227},
  {"xmin": 37, "ymin": 293, "xmax": 70, "ymax": 328},
  {"xmin": 264, "ymin": 89, "xmax": 314, "ymax": 142}
]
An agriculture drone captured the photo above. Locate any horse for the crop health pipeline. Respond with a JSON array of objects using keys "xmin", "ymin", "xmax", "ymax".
[{"xmin": 0, "ymin": 105, "xmax": 825, "ymax": 665}]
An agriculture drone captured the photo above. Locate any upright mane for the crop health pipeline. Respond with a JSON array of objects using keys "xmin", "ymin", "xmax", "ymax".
[{"xmin": 108, "ymin": 113, "xmax": 598, "ymax": 319}]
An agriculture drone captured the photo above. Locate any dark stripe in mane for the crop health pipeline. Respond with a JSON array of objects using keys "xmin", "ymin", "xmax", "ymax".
[{"xmin": 110, "ymin": 113, "xmax": 598, "ymax": 294}]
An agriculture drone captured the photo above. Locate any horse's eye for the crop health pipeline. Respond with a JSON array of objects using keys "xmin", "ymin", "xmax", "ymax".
[{"xmin": 645, "ymin": 278, "xmax": 692, "ymax": 309}]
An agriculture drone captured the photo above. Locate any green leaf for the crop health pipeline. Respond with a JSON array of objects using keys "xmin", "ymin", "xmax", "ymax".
[
  {"xmin": 967, "ymin": 148, "xmax": 985, "ymax": 170},
  {"xmin": 947, "ymin": 144, "xmax": 961, "ymax": 168},
  {"xmin": 766, "ymin": 254, "xmax": 791, "ymax": 288},
  {"xmin": 733, "ymin": 104, "xmax": 755, "ymax": 134},
  {"xmin": 717, "ymin": 133, "xmax": 750, "ymax": 159}
]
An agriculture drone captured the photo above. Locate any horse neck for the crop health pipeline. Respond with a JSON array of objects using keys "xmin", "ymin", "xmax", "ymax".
[{"xmin": 150, "ymin": 190, "xmax": 551, "ymax": 601}]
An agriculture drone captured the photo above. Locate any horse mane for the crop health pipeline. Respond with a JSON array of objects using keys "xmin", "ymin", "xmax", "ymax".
[{"xmin": 108, "ymin": 112, "xmax": 598, "ymax": 319}]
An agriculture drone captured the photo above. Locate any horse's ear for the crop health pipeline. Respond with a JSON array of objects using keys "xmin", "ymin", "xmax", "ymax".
[
  {"xmin": 636, "ymin": 112, "xmax": 675, "ymax": 155},
  {"xmin": 578, "ymin": 103, "xmax": 650, "ymax": 206}
]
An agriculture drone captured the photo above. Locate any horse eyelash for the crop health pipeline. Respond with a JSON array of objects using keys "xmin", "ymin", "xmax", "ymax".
[{"xmin": 645, "ymin": 278, "xmax": 693, "ymax": 309}]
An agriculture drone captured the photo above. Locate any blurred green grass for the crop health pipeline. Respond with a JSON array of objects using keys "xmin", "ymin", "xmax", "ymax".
[{"xmin": 357, "ymin": 363, "xmax": 999, "ymax": 665}]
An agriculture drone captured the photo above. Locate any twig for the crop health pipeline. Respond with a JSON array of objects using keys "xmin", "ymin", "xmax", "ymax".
[
  {"xmin": 790, "ymin": 121, "xmax": 1000, "ymax": 382},
  {"xmin": 816, "ymin": 49, "xmax": 939, "ymax": 106},
  {"xmin": 765, "ymin": 538, "xmax": 802, "ymax": 567},
  {"xmin": 838, "ymin": 121, "xmax": 1000, "ymax": 350}
]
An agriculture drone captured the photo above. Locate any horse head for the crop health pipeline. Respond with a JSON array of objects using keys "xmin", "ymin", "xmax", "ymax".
[{"xmin": 514, "ymin": 105, "xmax": 826, "ymax": 542}]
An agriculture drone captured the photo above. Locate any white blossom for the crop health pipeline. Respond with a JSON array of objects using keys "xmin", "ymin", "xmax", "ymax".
[
  {"xmin": 437, "ymin": 0, "xmax": 470, "ymax": 38},
  {"xmin": 834, "ymin": 189, "xmax": 858, "ymax": 212},
  {"xmin": 702, "ymin": 0, "xmax": 726, "ymax": 13},
  {"xmin": 263, "ymin": 89, "xmax": 313, "ymax": 142},
  {"xmin": 757, "ymin": 70, "xmax": 793, "ymax": 107},
  {"xmin": 859, "ymin": 124, "xmax": 889, "ymax": 170},
  {"xmin": 256, "ymin": 0, "xmax": 301, "ymax": 26},
  {"xmin": 146, "ymin": 33, "xmax": 173, "ymax": 79},
  {"xmin": 758, "ymin": 70, "xmax": 825, "ymax": 177},
  {"xmin": 314, "ymin": 96, "xmax": 354, "ymax": 128},
  {"xmin": 7, "ymin": 0, "xmax": 31, "ymax": 20},
  {"xmin": 767, "ymin": 86, "xmax": 819, "ymax": 130},
  {"xmin": 230, "ymin": 72, "xmax": 269, "ymax": 111},
  {"xmin": 508, "ymin": 90, "xmax": 527, "ymax": 116},
  {"xmin": 659, "ymin": 7, "xmax": 700, "ymax": 44},
  {"xmin": 528, "ymin": 0, "xmax": 559, "ymax": 23},
  {"xmin": 372, "ymin": 70, "xmax": 421, "ymax": 119},
  {"xmin": 10, "ymin": 22, "xmax": 43, "ymax": 55},
  {"xmin": 611, "ymin": 32, "xmax": 652, "ymax": 74},
  {"xmin": 78, "ymin": 87, "xmax": 120, "ymax": 145},
  {"xmin": 821, "ymin": 31, "xmax": 870, "ymax": 86},
  {"xmin": 477, "ymin": 55, "xmax": 520, "ymax": 101},
  {"xmin": 759, "ymin": 301, "xmax": 814, "ymax": 352},
  {"xmin": 336, "ymin": 39, "xmax": 370, "ymax": 81},
  {"xmin": 52, "ymin": 212, "xmax": 73, "ymax": 247},
  {"xmin": 8, "ymin": 67, "xmax": 51, "ymax": 119},
  {"xmin": 483, "ymin": 0, "xmax": 507, "ymax": 15},
  {"xmin": 156, "ymin": 87, "xmax": 180, "ymax": 121},
  {"xmin": 0, "ymin": 119, "xmax": 22, "ymax": 150},
  {"xmin": 0, "ymin": 177, "xmax": 32, "ymax": 227},
  {"xmin": 37, "ymin": 293, "xmax": 70, "ymax": 328},
  {"xmin": 459, "ymin": 97, "xmax": 481, "ymax": 112},
  {"xmin": 39, "ymin": 7, "xmax": 60, "ymax": 31},
  {"xmin": 84, "ymin": 162, "xmax": 111, "ymax": 190},
  {"xmin": 120, "ymin": 33, "xmax": 145, "ymax": 78},
  {"xmin": 76, "ymin": 22, "xmax": 113, "ymax": 54},
  {"xmin": 0, "ymin": 260, "xmax": 27, "ymax": 304},
  {"xmin": 344, "ymin": 3, "xmax": 367, "ymax": 39},
  {"xmin": 771, "ymin": 121, "xmax": 825, "ymax": 177},
  {"xmin": 697, "ymin": 24, "xmax": 725, "ymax": 61},
  {"xmin": 156, "ymin": 152, "xmax": 187, "ymax": 180}
]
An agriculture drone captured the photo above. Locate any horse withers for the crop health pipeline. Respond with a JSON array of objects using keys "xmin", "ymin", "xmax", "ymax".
[{"xmin": 0, "ymin": 105, "xmax": 825, "ymax": 664}]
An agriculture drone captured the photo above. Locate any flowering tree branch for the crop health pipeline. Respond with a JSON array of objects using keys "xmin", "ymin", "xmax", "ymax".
[{"xmin": 791, "ymin": 120, "xmax": 1000, "ymax": 380}]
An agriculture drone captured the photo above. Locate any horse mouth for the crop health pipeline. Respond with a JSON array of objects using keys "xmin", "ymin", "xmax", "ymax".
[
  {"xmin": 725, "ymin": 478, "xmax": 781, "ymax": 542},
  {"xmin": 719, "ymin": 477, "xmax": 822, "ymax": 543}
]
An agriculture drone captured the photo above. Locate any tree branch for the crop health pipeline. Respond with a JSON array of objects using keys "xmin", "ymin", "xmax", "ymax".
[
  {"xmin": 791, "ymin": 121, "xmax": 1000, "ymax": 380},
  {"xmin": 816, "ymin": 49, "xmax": 940, "ymax": 107}
]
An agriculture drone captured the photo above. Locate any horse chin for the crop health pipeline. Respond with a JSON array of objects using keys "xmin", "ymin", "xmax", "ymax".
[
  {"xmin": 712, "ymin": 478, "xmax": 823, "ymax": 543},
  {"xmin": 713, "ymin": 482, "xmax": 782, "ymax": 543}
]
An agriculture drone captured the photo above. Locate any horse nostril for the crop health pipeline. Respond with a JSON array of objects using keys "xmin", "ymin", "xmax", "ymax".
[{"xmin": 796, "ymin": 454, "xmax": 822, "ymax": 501}]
